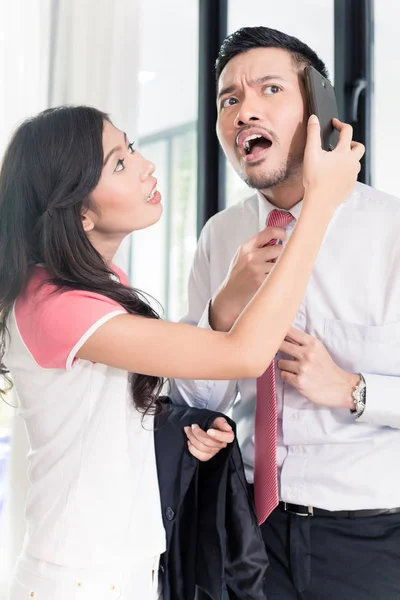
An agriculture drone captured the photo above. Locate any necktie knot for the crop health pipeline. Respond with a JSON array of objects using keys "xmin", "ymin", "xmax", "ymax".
[
  {"xmin": 266, "ymin": 209, "xmax": 295, "ymax": 229},
  {"xmin": 265, "ymin": 210, "xmax": 295, "ymax": 251}
]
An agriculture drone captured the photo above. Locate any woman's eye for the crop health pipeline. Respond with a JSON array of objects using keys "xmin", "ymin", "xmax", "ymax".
[
  {"xmin": 128, "ymin": 142, "xmax": 135, "ymax": 153},
  {"xmin": 115, "ymin": 159, "xmax": 125, "ymax": 172},
  {"xmin": 264, "ymin": 85, "xmax": 281, "ymax": 95},
  {"xmin": 222, "ymin": 97, "xmax": 238, "ymax": 109}
]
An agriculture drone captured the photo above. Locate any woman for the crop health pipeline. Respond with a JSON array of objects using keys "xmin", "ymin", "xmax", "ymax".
[{"xmin": 0, "ymin": 106, "xmax": 363, "ymax": 599}]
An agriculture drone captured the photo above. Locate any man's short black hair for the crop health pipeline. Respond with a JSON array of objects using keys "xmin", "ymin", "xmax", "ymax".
[{"xmin": 216, "ymin": 26, "xmax": 329, "ymax": 82}]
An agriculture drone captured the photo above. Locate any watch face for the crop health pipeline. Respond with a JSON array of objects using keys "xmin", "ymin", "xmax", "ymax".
[
  {"xmin": 352, "ymin": 375, "xmax": 366, "ymax": 416},
  {"xmin": 356, "ymin": 394, "xmax": 366, "ymax": 415},
  {"xmin": 352, "ymin": 373, "xmax": 367, "ymax": 417}
]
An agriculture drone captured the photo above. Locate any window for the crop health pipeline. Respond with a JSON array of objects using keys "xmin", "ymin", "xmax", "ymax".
[
  {"xmin": 373, "ymin": 0, "xmax": 400, "ymax": 197},
  {"xmin": 130, "ymin": 0, "xmax": 199, "ymax": 320}
]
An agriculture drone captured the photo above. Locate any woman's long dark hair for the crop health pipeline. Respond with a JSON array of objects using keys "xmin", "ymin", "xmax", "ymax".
[{"xmin": 0, "ymin": 106, "xmax": 163, "ymax": 413}]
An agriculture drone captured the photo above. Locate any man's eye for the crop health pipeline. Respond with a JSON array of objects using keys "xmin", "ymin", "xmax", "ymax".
[
  {"xmin": 264, "ymin": 85, "xmax": 281, "ymax": 95},
  {"xmin": 115, "ymin": 159, "xmax": 125, "ymax": 172},
  {"xmin": 222, "ymin": 97, "xmax": 238, "ymax": 108},
  {"xmin": 128, "ymin": 142, "xmax": 135, "ymax": 153}
]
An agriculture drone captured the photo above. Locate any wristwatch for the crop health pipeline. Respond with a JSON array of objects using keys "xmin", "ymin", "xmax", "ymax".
[{"xmin": 350, "ymin": 373, "xmax": 367, "ymax": 417}]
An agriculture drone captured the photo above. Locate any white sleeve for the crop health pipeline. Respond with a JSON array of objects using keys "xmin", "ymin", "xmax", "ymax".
[
  {"xmin": 357, "ymin": 373, "xmax": 400, "ymax": 429},
  {"xmin": 169, "ymin": 220, "xmax": 238, "ymax": 412}
]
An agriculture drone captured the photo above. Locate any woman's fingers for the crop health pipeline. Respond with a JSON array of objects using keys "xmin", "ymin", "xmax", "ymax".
[
  {"xmin": 185, "ymin": 422, "xmax": 234, "ymax": 461},
  {"xmin": 187, "ymin": 441, "xmax": 218, "ymax": 461},
  {"xmin": 332, "ymin": 119, "xmax": 354, "ymax": 150}
]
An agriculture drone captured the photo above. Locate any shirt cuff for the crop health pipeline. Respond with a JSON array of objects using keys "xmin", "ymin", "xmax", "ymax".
[{"xmin": 357, "ymin": 373, "xmax": 400, "ymax": 429}]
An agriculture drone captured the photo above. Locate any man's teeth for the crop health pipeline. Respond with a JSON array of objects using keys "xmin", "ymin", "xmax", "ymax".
[{"xmin": 243, "ymin": 133, "xmax": 263, "ymax": 154}]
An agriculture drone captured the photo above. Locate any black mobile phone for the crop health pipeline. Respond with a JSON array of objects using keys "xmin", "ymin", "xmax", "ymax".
[{"xmin": 304, "ymin": 65, "xmax": 340, "ymax": 151}]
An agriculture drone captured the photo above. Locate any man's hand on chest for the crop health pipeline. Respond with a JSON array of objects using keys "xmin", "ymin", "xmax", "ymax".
[{"xmin": 277, "ymin": 326, "xmax": 359, "ymax": 409}]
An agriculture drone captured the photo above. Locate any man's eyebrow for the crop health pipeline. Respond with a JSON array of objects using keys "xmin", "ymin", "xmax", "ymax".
[
  {"xmin": 218, "ymin": 83, "xmax": 236, "ymax": 101},
  {"xmin": 103, "ymin": 132, "xmax": 127, "ymax": 166},
  {"xmin": 217, "ymin": 75, "xmax": 286, "ymax": 100}
]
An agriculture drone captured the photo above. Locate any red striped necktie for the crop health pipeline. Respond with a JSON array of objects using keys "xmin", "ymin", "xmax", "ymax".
[{"xmin": 254, "ymin": 209, "xmax": 295, "ymax": 525}]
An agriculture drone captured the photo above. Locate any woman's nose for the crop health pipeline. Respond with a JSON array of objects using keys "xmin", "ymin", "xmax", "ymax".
[{"xmin": 141, "ymin": 160, "xmax": 155, "ymax": 182}]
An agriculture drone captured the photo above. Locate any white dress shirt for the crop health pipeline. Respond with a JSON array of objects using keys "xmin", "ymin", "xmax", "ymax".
[{"xmin": 171, "ymin": 182, "xmax": 400, "ymax": 511}]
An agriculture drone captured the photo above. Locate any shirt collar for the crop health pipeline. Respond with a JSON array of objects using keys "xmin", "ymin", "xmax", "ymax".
[{"xmin": 257, "ymin": 191, "xmax": 303, "ymax": 231}]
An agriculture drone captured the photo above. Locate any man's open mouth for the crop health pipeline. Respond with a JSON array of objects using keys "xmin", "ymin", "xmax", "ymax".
[{"xmin": 236, "ymin": 129, "xmax": 273, "ymax": 163}]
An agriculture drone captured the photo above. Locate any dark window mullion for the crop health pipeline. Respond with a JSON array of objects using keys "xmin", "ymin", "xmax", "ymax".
[
  {"xmin": 197, "ymin": 0, "xmax": 228, "ymax": 236},
  {"xmin": 334, "ymin": 0, "xmax": 374, "ymax": 185}
]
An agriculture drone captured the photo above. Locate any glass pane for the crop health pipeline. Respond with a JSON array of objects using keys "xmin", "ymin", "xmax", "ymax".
[
  {"xmin": 129, "ymin": 140, "xmax": 169, "ymax": 316},
  {"xmin": 130, "ymin": 0, "xmax": 199, "ymax": 319},
  {"xmin": 373, "ymin": 1, "xmax": 400, "ymax": 197},
  {"xmin": 168, "ymin": 126, "xmax": 198, "ymax": 322},
  {"xmin": 225, "ymin": 0, "xmax": 335, "ymax": 207}
]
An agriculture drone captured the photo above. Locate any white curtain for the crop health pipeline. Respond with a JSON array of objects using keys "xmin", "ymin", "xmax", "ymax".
[
  {"xmin": 0, "ymin": 0, "xmax": 52, "ymax": 160},
  {"xmin": 49, "ymin": 0, "xmax": 140, "ymax": 271},
  {"xmin": 0, "ymin": 0, "xmax": 140, "ymax": 594}
]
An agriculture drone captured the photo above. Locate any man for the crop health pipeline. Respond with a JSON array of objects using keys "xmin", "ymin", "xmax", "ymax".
[{"xmin": 171, "ymin": 26, "xmax": 400, "ymax": 599}]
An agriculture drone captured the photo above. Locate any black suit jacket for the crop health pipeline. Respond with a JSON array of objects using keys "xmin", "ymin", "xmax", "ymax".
[{"xmin": 154, "ymin": 400, "xmax": 268, "ymax": 600}]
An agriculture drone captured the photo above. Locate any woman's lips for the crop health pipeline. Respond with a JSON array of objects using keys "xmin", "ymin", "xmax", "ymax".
[{"xmin": 147, "ymin": 190, "xmax": 162, "ymax": 205}]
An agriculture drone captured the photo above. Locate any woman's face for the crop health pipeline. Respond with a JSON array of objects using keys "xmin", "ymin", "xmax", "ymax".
[{"xmin": 86, "ymin": 120, "xmax": 162, "ymax": 238}]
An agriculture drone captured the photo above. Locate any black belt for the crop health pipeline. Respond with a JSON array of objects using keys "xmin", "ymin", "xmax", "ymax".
[{"xmin": 280, "ymin": 501, "xmax": 400, "ymax": 518}]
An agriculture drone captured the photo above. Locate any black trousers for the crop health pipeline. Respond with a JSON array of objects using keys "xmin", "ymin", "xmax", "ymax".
[{"xmin": 260, "ymin": 504, "xmax": 400, "ymax": 600}]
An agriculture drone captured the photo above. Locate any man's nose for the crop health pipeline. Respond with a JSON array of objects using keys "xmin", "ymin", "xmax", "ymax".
[{"xmin": 234, "ymin": 98, "xmax": 264, "ymax": 128}]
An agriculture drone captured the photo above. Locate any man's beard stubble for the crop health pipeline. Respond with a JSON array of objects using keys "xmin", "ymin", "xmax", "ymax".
[{"xmin": 241, "ymin": 147, "xmax": 304, "ymax": 191}]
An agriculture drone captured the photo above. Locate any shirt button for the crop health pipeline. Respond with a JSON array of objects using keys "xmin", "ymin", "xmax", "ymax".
[
  {"xmin": 287, "ymin": 488, "xmax": 296, "ymax": 500},
  {"xmin": 290, "ymin": 413, "xmax": 299, "ymax": 422},
  {"xmin": 165, "ymin": 507, "xmax": 175, "ymax": 521}
]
